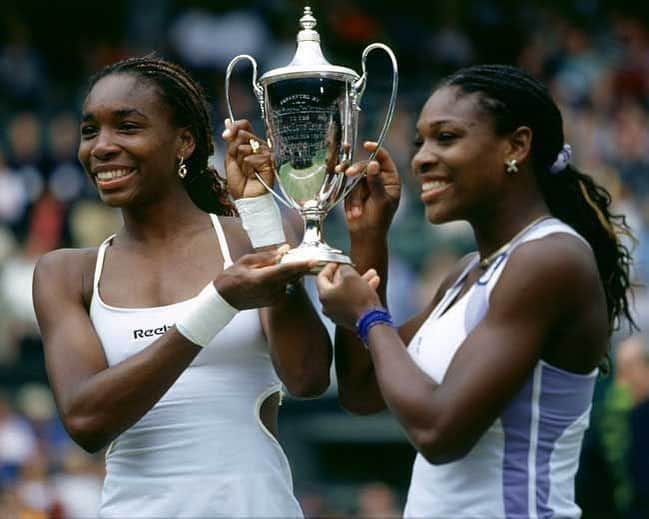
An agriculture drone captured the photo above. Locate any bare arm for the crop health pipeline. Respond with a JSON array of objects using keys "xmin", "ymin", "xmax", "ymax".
[
  {"xmin": 259, "ymin": 212, "xmax": 332, "ymax": 397},
  {"xmin": 333, "ymin": 143, "xmax": 401, "ymax": 414},
  {"xmin": 334, "ymin": 232, "xmax": 389, "ymax": 414},
  {"xmin": 317, "ymin": 237, "xmax": 608, "ymax": 463},
  {"xmin": 34, "ymin": 249, "xmax": 203, "ymax": 453},
  {"xmin": 259, "ymin": 283, "xmax": 331, "ymax": 398}
]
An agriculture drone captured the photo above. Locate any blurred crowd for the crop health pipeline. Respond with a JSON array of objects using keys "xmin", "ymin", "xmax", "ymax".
[{"xmin": 2, "ymin": 0, "xmax": 649, "ymax": 517}]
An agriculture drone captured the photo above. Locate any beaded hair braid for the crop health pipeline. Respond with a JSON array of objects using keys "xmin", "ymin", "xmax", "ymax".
[
  {"xmin": 440, "ymin": 64, "xmax": 636, "ymax": 334},
  {"xmin": 87, "ymin": 55, "xmax": 236, "ymax": 216}
]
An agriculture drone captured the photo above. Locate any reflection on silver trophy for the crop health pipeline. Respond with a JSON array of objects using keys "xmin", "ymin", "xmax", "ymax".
[{"xmin": 225, "ymin": 6, "xmax": 398, "ymax": 269}]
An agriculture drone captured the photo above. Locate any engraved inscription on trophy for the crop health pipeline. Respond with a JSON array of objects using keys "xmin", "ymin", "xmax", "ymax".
[{"xmin": 269, "ymin": 92, "xmax": 347, "ymax": 206}]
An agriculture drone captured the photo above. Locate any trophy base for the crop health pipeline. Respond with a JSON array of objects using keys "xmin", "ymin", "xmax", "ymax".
[{"xmin": 280, "ymin": 243, "xmax": 353, "ymax": 274}]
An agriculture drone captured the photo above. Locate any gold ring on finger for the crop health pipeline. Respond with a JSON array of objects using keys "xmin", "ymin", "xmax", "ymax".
[{"xmin": 249, "ymin": 139, "xmax": 260, "ymax": 153}]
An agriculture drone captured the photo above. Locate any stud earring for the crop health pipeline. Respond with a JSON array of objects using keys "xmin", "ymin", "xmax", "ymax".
[
  {"xmin": 505, "ymin": 159, "xmax": 518, "ymax": 174},
  {"xmin": 177, "ymin": 156, "xmax": 188, "ymax": 179}
]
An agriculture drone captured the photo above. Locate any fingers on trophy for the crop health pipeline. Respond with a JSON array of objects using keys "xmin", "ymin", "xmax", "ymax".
[{"xmin": 225, "ymin": 5, "xmax": 398, "ymax": 273}]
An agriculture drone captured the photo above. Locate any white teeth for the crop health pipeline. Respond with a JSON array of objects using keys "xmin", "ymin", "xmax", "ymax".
[
  {"xmin": 96, "ymin": 169, "xmax": 132, "ymax": 181},
  {"xmin": 422, "ymin": 180, "xmax": 448, "ymax": 192}
]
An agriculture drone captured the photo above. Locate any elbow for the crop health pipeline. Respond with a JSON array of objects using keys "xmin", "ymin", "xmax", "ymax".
[
  {"xmin": 412, "ymin": 425, "xmax": 473, "ymax": 465},
  {"xmin": 284, "ymin": 371, "xmax": 331, "ymax": 398},
  {"xmin": 338, "ymin": 390, "xmax": 384, "ymax": 416},
  {"xmin": 63, "ymin": 413, "xmax": 112, "ymax": 454}
]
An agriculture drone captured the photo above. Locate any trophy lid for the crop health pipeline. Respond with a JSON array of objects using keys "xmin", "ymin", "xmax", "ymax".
[{"xmin": 259, "ymin": 6, "xmax": 359, "ymax": 85}]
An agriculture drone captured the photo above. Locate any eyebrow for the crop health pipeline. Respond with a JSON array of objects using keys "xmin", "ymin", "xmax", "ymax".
[
  {"xmin": 416, "ymin": 119, "xmax": 451, "ymax": 132},
  {"xmin": 428, "ymin": 118, "xmax": 461, "ymax": 129},
  {"xmin": 81, "ymin": 108, "xmax": 148, "ymax": 122}
]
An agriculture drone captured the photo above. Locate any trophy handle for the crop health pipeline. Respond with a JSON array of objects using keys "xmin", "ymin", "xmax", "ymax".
[
  {"xmin": 224, "ymin": 54, "xmax": 264, "ymax": 122},
  {"xmin": 224, "ymin": 55, "xmax": 295, "ymax": 210},
  {"xmin": 340, "ymin": 43, "xmax": 399, "ymax": 200}
]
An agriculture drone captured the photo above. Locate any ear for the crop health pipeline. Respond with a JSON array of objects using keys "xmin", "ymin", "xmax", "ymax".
[
  {"xmin": 176, "ymin": 127, "xmax": 196, "ymax": 160},
  {"xmin": 504, "ymin": 126, "xmax": 532, "ymax": 165}
]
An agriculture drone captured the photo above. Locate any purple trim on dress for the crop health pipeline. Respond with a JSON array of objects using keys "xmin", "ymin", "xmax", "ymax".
[
  {"xmin": 535, "ymin": 363, "xmax": 596, "ymax": 518},
  {"xmin": 501, "ymin": 375, "xmax": 534, "ymax": 518},
  {"xmin": 501, "ymin": 363, "xmax": 596, "ymax": 519},
  {"xmin": 464, "ymin": 286, "xmax": 489, "ymax": 332}
]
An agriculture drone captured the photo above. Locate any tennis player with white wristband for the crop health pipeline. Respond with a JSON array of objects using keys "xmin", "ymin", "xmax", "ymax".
[{"xmin": 33, "ymin": 57, "xmax": 331, "ymax": 518}]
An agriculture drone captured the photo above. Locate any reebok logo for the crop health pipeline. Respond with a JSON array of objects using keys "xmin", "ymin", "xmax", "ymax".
[{"xmin": 133, "ymin": 324, "xmax": 174, "ymax": 340}]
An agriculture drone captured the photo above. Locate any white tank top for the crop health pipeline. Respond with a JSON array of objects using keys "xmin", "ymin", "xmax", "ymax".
[
  {"xmin": 90, "ymin": 214, "xmax": 303, "ymax": 518},
  {"xmin": 404, "ymin": 218, "xmax": 598, "ymax": 519}
]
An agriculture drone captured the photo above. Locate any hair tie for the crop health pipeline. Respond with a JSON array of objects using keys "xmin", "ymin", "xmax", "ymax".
[{"xmin": 550, "ymin": 143, "xmax": 572, "ymax": 174}]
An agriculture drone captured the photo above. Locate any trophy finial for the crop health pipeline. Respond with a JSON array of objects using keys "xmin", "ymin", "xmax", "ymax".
[
  {"xmin": 300, "ymin": 6, "xmax": 317, "ymax": 31},
  {"xmin": 261, "ymin": 4, "xmax": 358, "ymax": 76}
]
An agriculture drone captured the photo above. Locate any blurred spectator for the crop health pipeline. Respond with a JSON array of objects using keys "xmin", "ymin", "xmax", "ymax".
[
  {"xmin": 617, "ymin": 334, "xmax": 649, "ymax": 518},
  {"xmin": 0, "ymin": 394, "xmax": 37, "ymax": 488},
  {"xmin": 67, "ymin": 200, "xmax": 121, "ymax": 249},
  {"xmin": 0, "ymin": 17, "xmax": 46, "ymax": 111},
  {"xmin": 427, "ymin": 21, "xmax": 475, "ymax": 69},
  {"xmin": 326, "ymin": 1, "xmax": 381, "ymax": 44},
  {"xmin": 168, "ymin": 8, "xmax": 272, "ymax": 71},
  {"xmin": 0, "ymin": 151, "xmax": 29, "ymax": 228},
  {"xmin": 0, "ymin": 193, "xmax": 61, "ymax": 389},
  {"xmin": 577, "ymin": 334, "xmax": 649, "ymax": 518},
  {"xmin": 4, "ymin": 112, "xmax": 48, "ymax": 242},
  {"xmin": 15, "ymin": 384, "xmax": 69, "ymax": 467},
  {"xmin": 52, "ymin": 447, "xmax": 103, "ymax": 519},
  {"xmin": 609, "ymin": 16, "xmax": 649, "ymax": 103},
  {"xmin": 554, "ymin": 23, "xmax": 611, "ymax": 106},
  {"xmin": 46, "ymin": 112, "xmax": 89, "ymax": 205},
  {"xmin": 14, "ymin": 448, "xmax": 62, "ymax": 517},
  {"xmin": 355, "ymin": 481, "xmax": 400, "ymax": 518}
]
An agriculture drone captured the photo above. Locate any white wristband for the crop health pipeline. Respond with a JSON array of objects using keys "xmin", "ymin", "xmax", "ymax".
[
  {"xmin": 176, "ymin": 283, "xmax": 239, "ymax": 347},
  {"xmin": 234, "ymin": 193, "xmax": 286, "ymax": 248}
]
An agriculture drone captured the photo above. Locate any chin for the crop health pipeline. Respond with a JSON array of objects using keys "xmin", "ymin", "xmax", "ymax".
[
  {"xmin": 99, "ymin": 190, "xmax": 137, "ymax": 208},
  {"xmin": 424, "ymin": 205, "xmax": 453, "ymax": 225},
  {"xmin": 98, "ymin": 192, "xmax": 122, "ymax": 207}
]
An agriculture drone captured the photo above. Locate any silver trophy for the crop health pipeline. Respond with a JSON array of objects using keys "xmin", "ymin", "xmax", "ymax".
[{"xmin": 225, "ymin": 6, "xmax": 398, "ymax": 268}]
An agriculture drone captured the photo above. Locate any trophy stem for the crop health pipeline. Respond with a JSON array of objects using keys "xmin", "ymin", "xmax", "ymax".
[
  {"xmin": 302, "ymin": 211, "xmax": 326, "ymax": 246},
  {"xmin": 280, "ymin": 210, "xmax": 353, "ymax": 273}
]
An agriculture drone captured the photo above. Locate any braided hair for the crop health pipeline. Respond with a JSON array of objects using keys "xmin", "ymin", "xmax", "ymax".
[
  {"xmin": 439, "ymin": 64, "xmax": 635, "ymax": 334},
  {"xmin": 86, "ymin": 55, "xmax": 235, "ymax": 216}
]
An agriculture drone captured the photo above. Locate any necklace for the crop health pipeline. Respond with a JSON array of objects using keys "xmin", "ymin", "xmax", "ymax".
[{"xmin": 478, "ymin": 215, "xmax": 552, "ymax": 269}]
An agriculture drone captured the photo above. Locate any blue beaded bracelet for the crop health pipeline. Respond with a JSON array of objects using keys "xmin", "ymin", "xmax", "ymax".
[{"xmin": 355, "ymin": 307, "xmax": 394, "ymax": 348}]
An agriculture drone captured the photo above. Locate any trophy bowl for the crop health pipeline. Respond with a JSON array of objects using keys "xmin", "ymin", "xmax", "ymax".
[{"xmin": 225, "ymin": 6, "xmax": 398, "ymax": 271}]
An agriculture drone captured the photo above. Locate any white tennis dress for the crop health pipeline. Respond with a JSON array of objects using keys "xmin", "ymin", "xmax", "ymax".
[
  {"xmin": 90, "ymin": 215, "xmax": 302, "ymax": 518},
  {"xmin": 404, "ymin": 218, "xmax": 598, "ymax": 519}
]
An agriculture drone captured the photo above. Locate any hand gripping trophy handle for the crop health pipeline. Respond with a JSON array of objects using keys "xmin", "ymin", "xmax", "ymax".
[
  {"xmin": 224, "ymin": 55, "xmax": 293, "ymax": 209},
  {"xmin": 339, "ymin": 43, "xmax": 399, "ymax": 201}
]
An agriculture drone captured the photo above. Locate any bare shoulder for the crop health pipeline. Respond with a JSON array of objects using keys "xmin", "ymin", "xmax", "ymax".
[
  {"xmin": 492, "ymin": 231, "xmax": 609, "ymax": 371},
  {"xmin": 35, "ymin": 248, "xmax": 98, "ymax": 281},
  {"xmin": 491, "ymin": 232, "xmax": 608, "ymax": 345},
  {"xmin": 34, "ymin": 248, "xmax": 98, "ymax": 305},
  {"xmin": 504, "ymin": 232, "xmax": 601, "ymax": 296}
]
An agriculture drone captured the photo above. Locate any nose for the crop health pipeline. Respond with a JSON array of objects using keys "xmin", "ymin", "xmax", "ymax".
[
  {"xmin": 91, "ymin": 129, "xmax": 120, "ymax": 161},
  {"xmin": 411, "ymin": 144, "xmax": 437, "ymax": 176}
]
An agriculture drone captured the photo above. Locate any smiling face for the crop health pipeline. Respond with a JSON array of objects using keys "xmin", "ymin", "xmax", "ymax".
[
  {"xmin": 78, "ymin": 73, "xmax": 185, "ymax": 208},
  {"xmin": 412, "ymin": 86, "xmax": 511, "ymax": 224}
]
